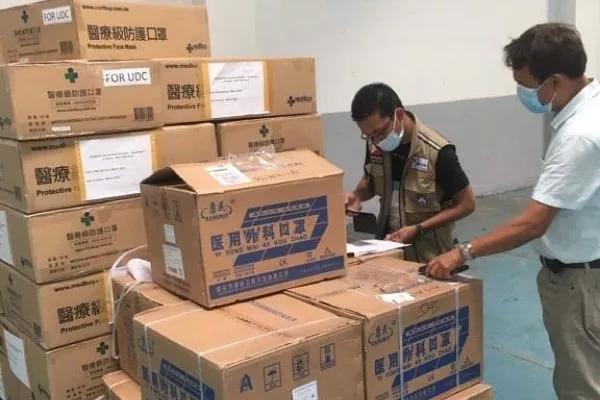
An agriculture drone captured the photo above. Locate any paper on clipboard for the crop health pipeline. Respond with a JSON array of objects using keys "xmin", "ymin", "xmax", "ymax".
[{"xmin": 346, "ymin": 239, "xmax": 409, "ymax": 257}]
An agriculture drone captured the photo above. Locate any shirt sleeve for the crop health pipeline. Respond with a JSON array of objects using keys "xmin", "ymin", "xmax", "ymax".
[
  {"xmin": 533, "ymin": 135, "xmax": 600, "ymax": 210},
  {"xmin": 435, "ymin": 145, "xmax": 471, "ymax": 201}
]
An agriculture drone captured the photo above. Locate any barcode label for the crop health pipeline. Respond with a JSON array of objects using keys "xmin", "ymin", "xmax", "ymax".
[
  {"xmin": 60, "ymin": 40, "xmax": 74, "ymax": 54},
  {"xmin": 133, "ymin": 107, "xmax": 154, "ymax": 121},
  {"xmin": 163, "ymin": 244, "xmax": 185, "ymax": 280},
  {"xmin": 204, "ymin": 164, "xmax": 251, "ymax": 186}
]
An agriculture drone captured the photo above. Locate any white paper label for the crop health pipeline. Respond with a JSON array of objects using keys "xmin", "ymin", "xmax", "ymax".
[
  {"xmin": 0, "ymin": 211, "xmax": 13, "ymax": 266},
  {"xmin": 378, "ymin": 292, "xmax": 415, "ymax": 305},
  {"xmin": 51, "ymin": 126, "xmax": 71, "ymax": 133},
  {"xmin": 42, "ymin": 6, "xmax": 72, "ymax": 25},
  {"xmin": 78, "ymin": 134, "xmax": 153, "ymax": 201},
  {"xmin": 164, "ymin": 224, "xmax": 176, "ymax": 245},
  {"xmin": 204, "ymin": 164, "xmax": 251, "ymax": 186},
  {"xmin": 103, "ymin": 68, "xmax": 152, "ymax": 87},
  {"xmin": 208, "ymin": 62, "xmax": 266, "ymax": 118},
  {"xmin": 4, "ymin": 329, "xmax": 30, "ymax": 389},
  {"xmin": 163, "ymin": 244, "xmax": 185, "ymax": 280},
  {"xmin": 292, "ymin": 380, "xmax": 318, "ymax": 400}
]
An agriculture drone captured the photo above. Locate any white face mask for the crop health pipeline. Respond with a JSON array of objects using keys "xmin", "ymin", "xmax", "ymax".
[{"xmin": 376, "ymin": 111, "xmax": 404, "ymax": 152}]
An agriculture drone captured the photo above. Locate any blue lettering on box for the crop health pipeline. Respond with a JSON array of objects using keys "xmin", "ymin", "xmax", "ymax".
[
  {"xmin": 209, "ymin": 196, "xmax": 329, "ymax": 267},
  {"xmin": 373, "ymin": 307, "xmax": 481, "ymax": 399},
  {"xmin": 154, "ymin": 359, "xmax": 215, "ymax": 400},
  {"xmin": 207, "ymin": 195, "xmax": 345, "ymax": 300},
  {"xmin": 209, "ymin": 256, "xmax": 344, "ymax": 299}
]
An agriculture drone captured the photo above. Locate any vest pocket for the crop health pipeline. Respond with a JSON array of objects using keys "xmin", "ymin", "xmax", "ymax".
[{"xmin": 365, "ymin": 163, "xmax": 385, "ymax": 197}]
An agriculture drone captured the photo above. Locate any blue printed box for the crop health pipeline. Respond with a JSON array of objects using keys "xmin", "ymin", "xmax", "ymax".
[
  {"xmin": 287, "ymin": 256, "xmax": 484, "ymax": 400},
  {"xmin": 132, "ymin": 294, "xmax": 364, "ymax": 400},
  {"xmin": 140, "ymin": 149, "xmax": 347, "ymax": 308}
]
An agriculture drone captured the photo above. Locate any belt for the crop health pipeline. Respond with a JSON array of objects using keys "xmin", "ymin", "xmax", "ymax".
[{"xmin": 540, "ymin": 256, "xmax": 600, "ymax": 273}]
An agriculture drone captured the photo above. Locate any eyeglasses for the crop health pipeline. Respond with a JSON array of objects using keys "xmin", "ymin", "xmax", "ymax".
[{"xmin": 360, "ymin": 117, "xmax": 394, "ymax": 141}]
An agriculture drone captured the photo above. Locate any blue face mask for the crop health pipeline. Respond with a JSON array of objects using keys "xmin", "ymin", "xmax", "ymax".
[
  {"xmin": 517, "ymin": 80, "xmax": 556, "ymax": 114},
  {"xmin": 376, "ymin": 112, "xmax": 404, "ymax": 152}
]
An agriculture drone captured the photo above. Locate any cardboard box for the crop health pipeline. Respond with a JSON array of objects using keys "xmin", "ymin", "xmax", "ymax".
[
  {"xmin": 0, "ymin": 38, "xmax": 5, "ymax": 65},
  {"xmin": 0, "ymin": 0, "xmax": 210, "ymax": 63},
  {"xmin": 217, "ymin": 114, "xmax": 325, "ymax": 157},
  {"xmin": 0, "ymin": 261, "xmax": 111, "ymax": 349},
  {"xmin": 158, "ymin": 57, "xmax": 316, "ymax": 125},
  {"xmin": 0, "ymin": 316, "xmax": 117, "ymax": 400},
  {"xmin": 103, "ymin": 370, "xmax": 141, "ymax": 400},
  {"xmin": 0, "ymin": 197, "xmax": 144, "ymax": 283},
  {"xmin": 133, "ymin": 295, "xmax": 364, "ymax": 400},
  {"xmin": 0, "ymin": 351, "xmax": 24, "ymax": 400},
  {"xmin": 0, "ymin": 123, "xmax": 218, "ymax": 213},
  {"xmin": 0, "ymin": 60, "xmax": 163, "ymax": 140},
  {"xmin": 140, "ymin": 149, "xmax": 347, "ymax": 308},
  {"xmin": 346, "ymin": 248, "xmax": 405, "ymax": 266},
  {"xmin": 287, "ymin": 256, "xmax": 484, "ymax": 400},
  {"xmin": 112, "ymin": 275, "xmax": 183, "ymax": 384},
  {"xmin": 447, "ymin": 383, "xmax": 494, "ymax": 399}
]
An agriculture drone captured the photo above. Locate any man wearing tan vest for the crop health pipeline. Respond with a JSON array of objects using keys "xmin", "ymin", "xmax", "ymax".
[{"xmin": 345, "ymin": 83, "xmax": 476, "ymax": 262}]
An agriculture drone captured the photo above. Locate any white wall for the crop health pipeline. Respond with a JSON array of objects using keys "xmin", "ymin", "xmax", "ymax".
[
  {"xmin": 575, "ymin": 0, "xmax": 600, "ymax": 78},
  {"xmin": 248, "ymin": 0, "xmax": 548, "ymax": 114}
]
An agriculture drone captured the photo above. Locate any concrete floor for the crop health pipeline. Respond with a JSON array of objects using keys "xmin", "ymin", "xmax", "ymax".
[{"xmin": 348, "ymin": 187, "xmax": 557, "ymax": 400}]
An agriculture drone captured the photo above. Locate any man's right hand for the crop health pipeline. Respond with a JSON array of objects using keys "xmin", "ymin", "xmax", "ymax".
[{"xmin": 344, "ymin": 192, "xmax": 363, "ymax": 215}]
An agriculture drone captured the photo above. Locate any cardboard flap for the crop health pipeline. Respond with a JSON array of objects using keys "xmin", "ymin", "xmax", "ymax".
[
  {"xmin": 141, "ymin": 164, "xmax": 224, "ymax": 195},
  {"xmin": 141, "ymin": 150, "xmax": 342, "ymax": 195}
]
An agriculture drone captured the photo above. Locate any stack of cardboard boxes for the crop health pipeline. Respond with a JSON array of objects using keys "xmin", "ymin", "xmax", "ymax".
[
  {"xmin": 0, "ymin": 0, "xmax": 221, "ymax": 398},
  {"xmin": 157, "ymin": 56, "xmax": 324, "ymax": 158},
  {"xmin": 0, "ymin": 1, "xmax": 492, "ymax": 400}
]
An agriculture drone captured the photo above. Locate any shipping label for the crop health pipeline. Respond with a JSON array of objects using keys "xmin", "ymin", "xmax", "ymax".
[
  {"xmin": 42, "ymin": 6, "xmax": 73, "ymax": 25},
  {"xmin": 77, "ymin": 134, "xmax": 154, "ymax": 201},
  {"xmin": 207, "ymin": 62, "xmax": 267, "ymax": 119}
]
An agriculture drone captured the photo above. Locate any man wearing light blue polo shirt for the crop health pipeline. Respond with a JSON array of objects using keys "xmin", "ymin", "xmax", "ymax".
[{"xmin": 426, "ymin": 23, "xmax": 600, "ymax": 399}]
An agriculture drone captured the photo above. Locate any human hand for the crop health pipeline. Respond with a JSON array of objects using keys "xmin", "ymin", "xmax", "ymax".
[
  {"xmin": 425, "ymin": 248, "xmax": 465, "ymax": 280},
  {"xmin": 344, "ymin": 192, "xmax": 362, "ymax": 215},
  {"xmin": 385, "ymin": 225, "xmax": 418, "ymax": 243}
]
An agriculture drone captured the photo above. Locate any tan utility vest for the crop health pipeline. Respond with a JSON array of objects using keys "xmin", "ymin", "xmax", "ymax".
[{"xmin": 364, "ymin": 119, "xmax": 454, "ymax": 263}]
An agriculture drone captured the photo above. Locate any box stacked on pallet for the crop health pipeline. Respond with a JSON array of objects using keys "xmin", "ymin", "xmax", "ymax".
[
  {"xmin": 0, "ymin": 0, "xmax": 214, "ymax": 399},
  {"xmin": 286, "ymin": 255, "xmax": 486, "ymax": 400}
]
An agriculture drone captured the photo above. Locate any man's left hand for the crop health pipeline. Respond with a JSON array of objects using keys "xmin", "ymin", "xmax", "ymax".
[
  {"xmin": 385, "ymin": 225, "xmax": 418, "ymax": 243},
  {"xmin": 426, "ymin": 248, "xmax": 465, "ymax": 280}
]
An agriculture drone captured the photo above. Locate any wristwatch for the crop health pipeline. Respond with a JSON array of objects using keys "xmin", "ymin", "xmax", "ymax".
[
  {"xmin": 415, "ymin": 224, "xmax": 425, "ymax": 237},
  {"xmin": 456, "ymin": 241, "xmax": 475, "ymax": 261}
]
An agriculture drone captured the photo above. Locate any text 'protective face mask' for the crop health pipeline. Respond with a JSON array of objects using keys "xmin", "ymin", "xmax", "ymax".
[
  {"xmin": 517, "ymin": 78, "xmax": 556, "ymax": 114},
  {"xmin": 376, "ymin": 110, "xmax": 404, "ymax": 152}
]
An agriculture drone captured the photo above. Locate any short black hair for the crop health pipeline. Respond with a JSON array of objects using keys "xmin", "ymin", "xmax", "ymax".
[
  {"xmin": 503, "ymin": 22, "xmax": 587, "ymax": 83},
  {"xmin": 351, "ymin": 82, "xmax": 403, "ymax": 122}
]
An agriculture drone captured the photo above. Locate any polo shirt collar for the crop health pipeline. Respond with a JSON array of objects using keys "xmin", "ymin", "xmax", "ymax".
[{"xmin": 550, "ymin": 78, "xmax": 600, "ymax": 130}]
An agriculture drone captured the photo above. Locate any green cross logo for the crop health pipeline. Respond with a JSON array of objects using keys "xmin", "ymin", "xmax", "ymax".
[
  {"xmin": 96, "ymin": 341, "xmax": 109, "ymax": 356},
  {"xmin": 64, "ymin": 67, "xmax": 78, "ymax": 83},
  {"xmin": 80, "ymin": 212, "xmax": 94, "ymax": 227},
  {"xmin": 287, "ymin": 96, "xmax": 296, "ymax": 107},
  {"xmin": 21, "ymin": 10, "xmax": 29, "ymax": 23},
  {"xmin": 259, "ymin": 125, "xmax": 269, "ymax": 137}
]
